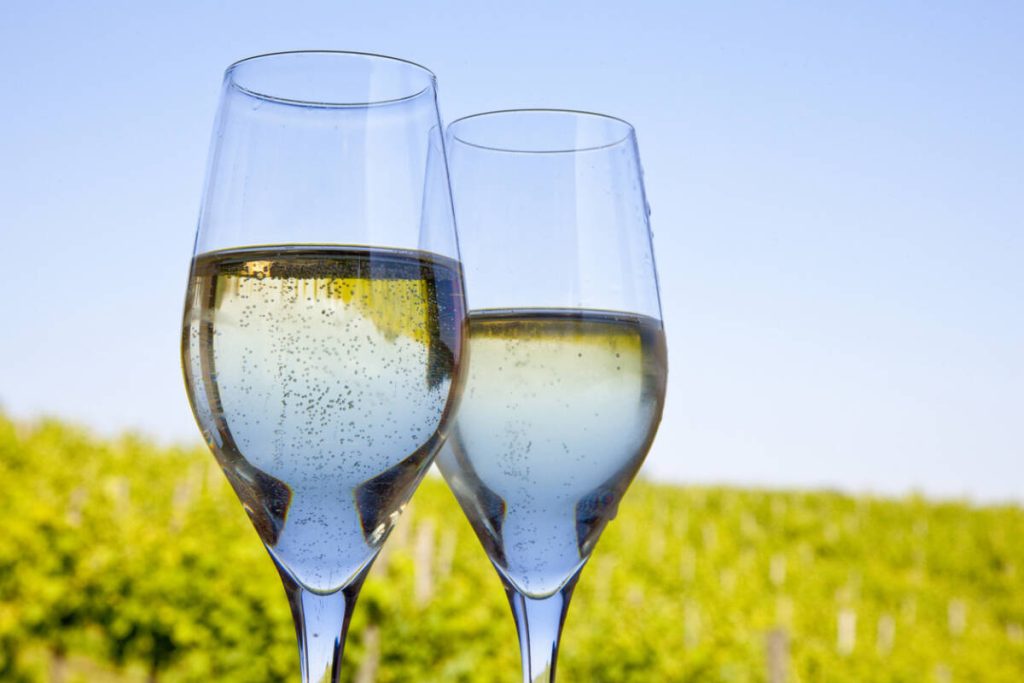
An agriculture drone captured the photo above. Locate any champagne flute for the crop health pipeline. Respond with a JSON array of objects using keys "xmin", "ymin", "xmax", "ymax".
[
  {"xmin": 181, "ymin": 51, "xmax": 465, "ymax": 682},
  {"xmin": 438, "ymin": 109, "xmax": 668, "ymax": 682}
]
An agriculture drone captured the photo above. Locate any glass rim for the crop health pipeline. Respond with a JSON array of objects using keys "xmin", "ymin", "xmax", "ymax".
[
  {"xmin": 447, "ymin": 108, "xmax": 636, "ymax": 154},
  {"xmin": 225, "ymin": 50, "xmax": 436, "ymax": 108}
]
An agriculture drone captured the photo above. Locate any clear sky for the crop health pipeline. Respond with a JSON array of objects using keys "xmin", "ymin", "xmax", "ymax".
[{"xmin": 1, "ymin": 1, "xmax": 1020, "ymax": 501}]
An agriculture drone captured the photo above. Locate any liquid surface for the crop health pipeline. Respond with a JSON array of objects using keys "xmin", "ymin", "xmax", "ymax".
[
  {"xmin": 183, "ymin": 245, "xmax": 465, "ymax": 593},
  {"xmin": 437, "ymin": 309, "xmax": 667, "ymax": 597}
]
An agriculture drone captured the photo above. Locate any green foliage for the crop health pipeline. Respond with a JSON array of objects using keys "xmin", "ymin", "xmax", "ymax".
[{"xmin": 0, "ymin": 414, "xmax": 1021, "ymax": 681}]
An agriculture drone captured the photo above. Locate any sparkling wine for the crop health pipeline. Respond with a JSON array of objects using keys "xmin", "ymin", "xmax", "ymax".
[
  {"xmin": 183, "ymin": 245, "xmax": 465, "ymax": 593},
  {"xmin": 437, "ymin": 309, "xmax": 667, "ymax": 597}
]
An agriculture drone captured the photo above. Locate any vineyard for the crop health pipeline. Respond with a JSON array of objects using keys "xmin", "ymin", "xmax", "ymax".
[{"xmin": 0, "ymin": 414, "xmax": 1022, "ymax": 682}]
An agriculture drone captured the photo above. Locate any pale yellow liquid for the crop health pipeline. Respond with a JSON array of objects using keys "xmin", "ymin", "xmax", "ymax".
[
  {"xmin": 437, "ymin": 309, "xmax": 667, "ymax": 597},
  {"xmin": 183, "ymin": 245, "xmax": 465, "ymax": 593}
]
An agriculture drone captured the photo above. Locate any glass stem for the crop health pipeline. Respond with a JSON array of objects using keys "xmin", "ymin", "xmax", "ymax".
[
  {"xmin": 506, "ymin": 578, "xmax": 578, "ymax": 683},
  {"xmin": 278, "ymin": 566, "xmax": 368, "ymax": 683}
]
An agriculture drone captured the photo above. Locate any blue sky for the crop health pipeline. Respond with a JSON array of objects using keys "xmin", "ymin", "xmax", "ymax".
[{"xmin": 0, "ymin": 1, "xmax": 1020, "ymax": 501}]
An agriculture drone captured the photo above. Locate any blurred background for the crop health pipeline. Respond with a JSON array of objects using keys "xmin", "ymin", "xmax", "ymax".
[{"xmin": 0, "ymin": 1, "xmax": 1021, "ymax": 681}]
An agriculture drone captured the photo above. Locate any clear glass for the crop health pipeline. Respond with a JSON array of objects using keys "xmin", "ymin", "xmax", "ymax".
[
  {"xmin": 438, "ymin": 109, "xmax": 668, "ymax": 682},
  {"xmin": 180, "ymin": 51, "xmax": 465, "ymax": 682}
]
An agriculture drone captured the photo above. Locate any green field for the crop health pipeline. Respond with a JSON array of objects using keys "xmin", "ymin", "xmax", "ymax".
[{"xmin": 0, "ymin": 415, "xmax": 1021, "ymax": 682}]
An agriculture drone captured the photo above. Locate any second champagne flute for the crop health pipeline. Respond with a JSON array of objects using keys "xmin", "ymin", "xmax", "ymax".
[
  {"xmin": 181, "ymin": 51, "xmax": 465, "ymax": 682},
  {"xmin": 438, "ymin": 109, "xmax": 668, "ymax": 682}
]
